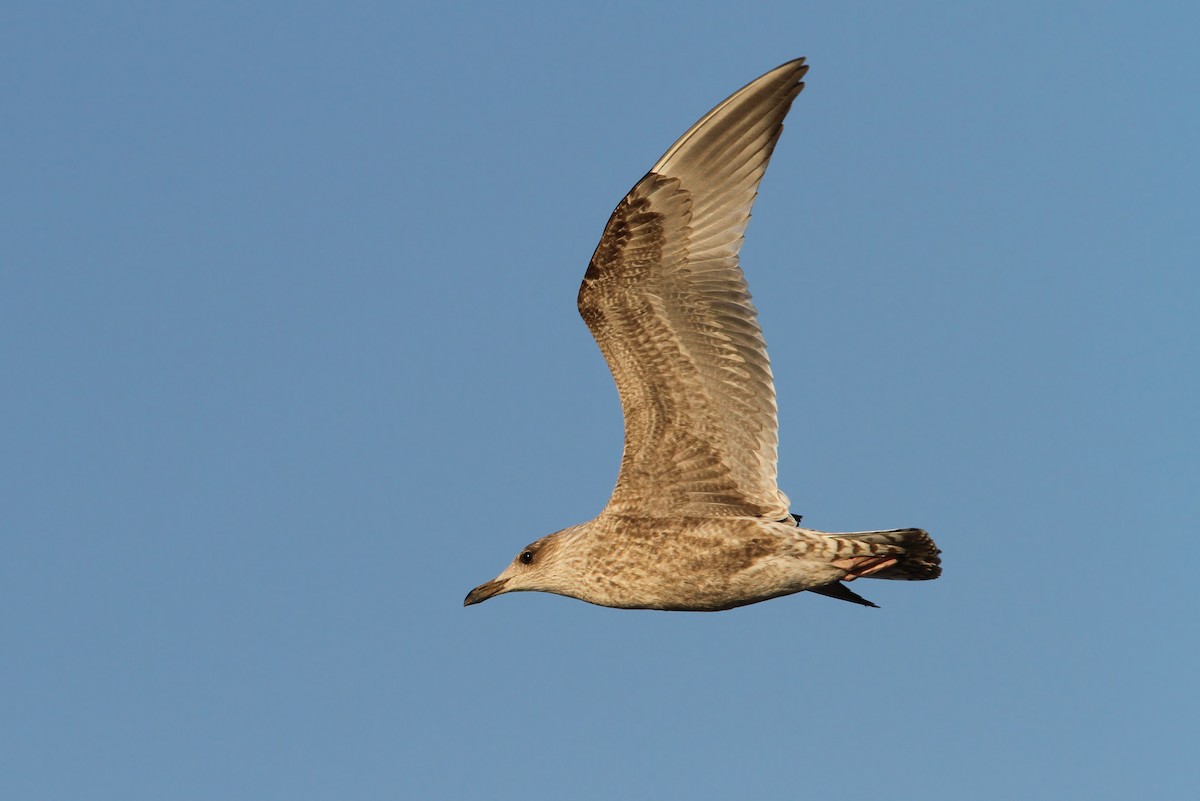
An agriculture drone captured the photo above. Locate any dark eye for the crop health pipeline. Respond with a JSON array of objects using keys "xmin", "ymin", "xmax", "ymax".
[{"xmin": 519, "ymin": 550, "xmax": 534, "ymax": 565}]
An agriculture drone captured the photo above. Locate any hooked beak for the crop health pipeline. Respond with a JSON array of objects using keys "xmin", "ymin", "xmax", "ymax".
[{"xmin": 464, "ymin": 577, "xmax": 509, "ymax": 607}]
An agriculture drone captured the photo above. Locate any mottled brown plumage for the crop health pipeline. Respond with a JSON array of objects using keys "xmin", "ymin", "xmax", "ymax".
[{"xmin": 465, "ymin": 59, "xmax": 941, "ymax": 612}]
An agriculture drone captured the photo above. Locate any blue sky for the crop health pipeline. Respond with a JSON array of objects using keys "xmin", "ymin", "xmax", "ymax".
[{"xmin": 3, "ymin": 2, "xmax": 1197, "ymax": 799}]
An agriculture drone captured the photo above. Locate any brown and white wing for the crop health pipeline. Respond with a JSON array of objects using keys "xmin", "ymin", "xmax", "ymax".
[{"xmin": 577, "ymin": 59, "xmax": 806, "ymax": 519}]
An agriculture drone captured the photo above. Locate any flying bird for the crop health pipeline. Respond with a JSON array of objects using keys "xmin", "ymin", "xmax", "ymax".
[{"xmin": 465, "ymin": 59, "xmax": 940, "ymax": 612}]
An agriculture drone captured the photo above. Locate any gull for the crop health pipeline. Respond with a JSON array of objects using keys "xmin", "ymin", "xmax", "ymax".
[{"xmin": 465, "ymin": 58, "xmax": 940, "ymax": 612}]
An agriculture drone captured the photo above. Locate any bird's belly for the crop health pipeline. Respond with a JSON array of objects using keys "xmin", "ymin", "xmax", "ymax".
[{"xmin": 575, "ymin": 522, "xmax": 835, "ymax": 611}]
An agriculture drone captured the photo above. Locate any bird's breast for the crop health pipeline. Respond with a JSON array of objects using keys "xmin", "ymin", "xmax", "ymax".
[{"xmin": 570, "ymin": 517, "xmax": 816, "ymax": 610}]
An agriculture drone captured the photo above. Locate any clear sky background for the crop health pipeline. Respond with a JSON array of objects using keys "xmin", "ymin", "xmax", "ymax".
[{"xmin": 4, "ymin": 2, "xmax": 1197, "ymax": 799}]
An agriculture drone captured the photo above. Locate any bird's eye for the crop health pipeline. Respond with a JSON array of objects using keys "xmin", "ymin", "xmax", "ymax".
[{"xmin": 519, "ymin": 550, "xmax": 534, "ymax": 565}]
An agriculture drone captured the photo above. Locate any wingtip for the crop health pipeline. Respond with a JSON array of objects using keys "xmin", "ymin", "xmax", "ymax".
[
  {"xmin": 773, "ymin": 56, "xmax": 809, "ymax": 81},
  {"xmin": 649, "ymin": 56, "xmax": 809, "ymax": 184},
  {"xmin": 809, "ymin": 581, "xmax": 881, "ymax": 608}
]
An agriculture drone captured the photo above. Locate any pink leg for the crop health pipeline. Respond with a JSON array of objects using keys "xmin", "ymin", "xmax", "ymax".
[{"xmin": 831, "ymin": 555, "xmax": 899, "ymax": 582}]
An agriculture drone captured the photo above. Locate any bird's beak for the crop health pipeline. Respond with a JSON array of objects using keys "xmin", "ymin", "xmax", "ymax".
[{"xmin": 464, "ymin": 577, "xmax": 509, "ymax": 607}]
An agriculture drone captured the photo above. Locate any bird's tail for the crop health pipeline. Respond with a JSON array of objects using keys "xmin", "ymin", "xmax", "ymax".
[{"xmin": 831, "ymin": 528, "xmax": 942, "ymax": 581}]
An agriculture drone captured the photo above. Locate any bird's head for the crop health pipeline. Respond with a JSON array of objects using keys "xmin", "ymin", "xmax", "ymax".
[{"xmin": 463, "ymin": 527, "xmax": 583, "ymax": 606}]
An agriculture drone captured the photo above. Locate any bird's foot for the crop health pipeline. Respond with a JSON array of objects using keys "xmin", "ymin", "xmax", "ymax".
[{"xmin": 831, "ymin": 555, "xmax": 899, "ymax": 582}]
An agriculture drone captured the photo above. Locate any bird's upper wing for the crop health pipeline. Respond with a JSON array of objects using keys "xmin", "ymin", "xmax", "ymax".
[{"xmin": 578, "ymin": 59, "xmax": 806, "ymax": 519}]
